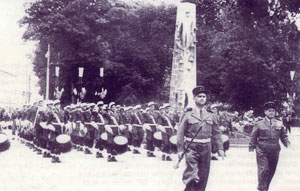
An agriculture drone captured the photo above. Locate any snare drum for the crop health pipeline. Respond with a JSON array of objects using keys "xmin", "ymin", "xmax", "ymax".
[
  {"xmin": 99, "ymin": 132, "xmax": 108, "ymax": 148},
  {"xmin": 113, "ymin": 135, "xmax": 128, "ymax": 154},
  {"xmin": 153, "ymin": 132, "xmax": 162, "ymax": 148},
  {"xmin": 221, "ymin": 134, "xmax": 230, "ymax": 151},
  {"xmin": 0, "ymin": 133, "xmax": 10, "ymax": 152},
  {"xmin": 56, "ymin": 134, "xmax": 72, "ymax": 153}
]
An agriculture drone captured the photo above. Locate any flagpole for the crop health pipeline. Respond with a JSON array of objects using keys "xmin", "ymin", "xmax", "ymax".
[{"xmin": 46, "ymin": 43, "xmax": 50, "ymax": 100}]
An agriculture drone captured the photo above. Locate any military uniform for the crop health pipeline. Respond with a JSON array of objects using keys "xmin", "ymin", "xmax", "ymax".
[
  {"xmin": 157, "ymin": 110, "xmax": 174, "ymax": 156},
  {"xmin": 118, "ymin": 109, "xmax": 132, "ymax": 146},
  {"xmin": 131, "ymin": 106, "xmax": 144, "ymax": 153},
  {"xmin": 249, "ymin": 116, "xmax": 290, "ymax": 191},
  {"xmin": 177, "ymin": 104, "xmax": 223, "ymax": 190},
  {"xmin": 47, "ymin": 107, "xmax": 65, "ymax": 153},
  {"xmin": 82, "ymin": 107, "xmax": 94, "ymax": 148},
  {"xmin": 143, "ymin": 108, "xmax": 159, "ymax": 153}
]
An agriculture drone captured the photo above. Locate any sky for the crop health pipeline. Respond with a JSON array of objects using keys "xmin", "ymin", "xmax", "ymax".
[{"xmin": 0, "ymin": 0, "xmax": 40, "ymax": 106}]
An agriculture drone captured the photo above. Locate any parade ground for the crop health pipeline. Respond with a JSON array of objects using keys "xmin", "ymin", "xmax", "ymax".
[{"xmin": 1, "ymin": 128, "xmax": 300, "ymax": 191}]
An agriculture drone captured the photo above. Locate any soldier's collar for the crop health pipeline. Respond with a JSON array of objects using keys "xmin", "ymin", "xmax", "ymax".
[
  {"xmin": 263, "ymin": 116, "xmax": 276, "ymax": 124},
  {"xmin": 191, "ymin": 107, "xmax": 209, "ymax": 121}
]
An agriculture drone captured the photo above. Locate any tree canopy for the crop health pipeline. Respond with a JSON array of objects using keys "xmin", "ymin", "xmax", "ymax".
[{"xmin": 21, "ymin": 0, "xmax": 300, "ymax": 114}]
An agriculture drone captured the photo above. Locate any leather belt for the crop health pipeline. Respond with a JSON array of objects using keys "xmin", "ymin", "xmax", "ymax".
[
  {"xmin": 258, "ymin": 138, "xmax": 277, "ymax": 142},
  {"xmin": 185, "ymin": 137, "xmax": 210, "ymax": 143}
]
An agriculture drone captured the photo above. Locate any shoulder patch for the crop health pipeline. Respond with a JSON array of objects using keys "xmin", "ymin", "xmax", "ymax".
[
  {"xmin": 184, "ymin": 107, "xmax": 192, "ymax": 112},
  {"xmin": 255, "ymin": 117, "xmax": 263, "ymax": 122}
]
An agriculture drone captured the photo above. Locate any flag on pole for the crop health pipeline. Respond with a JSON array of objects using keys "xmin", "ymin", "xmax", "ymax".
[
  {"xmin": 100, "ymin": 67, "xmax": 104, "ymax": 77},
  {"xmin": 78, "ymin": 67, "xmax": 84, "ymax": 77},
  {"xmin": 290, "ymin": 71, "xmax": 295, "ymax": 81},
  {"xmin": 55, "ymin": 66, "xmax": 60, "ymax": 77}
]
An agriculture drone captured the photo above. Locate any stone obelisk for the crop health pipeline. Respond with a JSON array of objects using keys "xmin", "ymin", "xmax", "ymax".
[{"xmin": 169, "ymin": 1, "xmax": 197, "ymax": 111}]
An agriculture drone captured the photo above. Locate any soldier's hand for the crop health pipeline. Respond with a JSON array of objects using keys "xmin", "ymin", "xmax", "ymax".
[
  {"xmin": 178, "ymin": 152, "xmax": 184, "ymax": 160},
  {"xmin": 218, "ymin": 150, "xmax": 224, "ymax": 160},
  {"xmin": 249, "ymin": 148, "xmax": 254, "ymax": 152}
]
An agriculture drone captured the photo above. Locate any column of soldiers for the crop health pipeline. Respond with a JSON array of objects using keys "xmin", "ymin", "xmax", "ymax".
[{"xmin": 5, "ymin": 99, "xmax": 180, "ymax": 163}]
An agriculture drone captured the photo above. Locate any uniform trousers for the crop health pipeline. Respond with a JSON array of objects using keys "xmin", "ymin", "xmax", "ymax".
[
  {"xmin": 106, "ymin": 126, "xmax": 119, "ymax": 154},
  {"xmin": 132, "ymin": 125, "xmax": 144, "ymax": 147},
  {"xmin": 183, "ymin": 142, "xmax": 211, "ymax": 191},
  {"xmin": 145, "ymin": 124, "xmax": 157, "ymax": 151},
  {"xmin": 256, "ymin": 143, "xmax": 280, "ymax": 191},
  {"xmin": 161, "ymin": 128, "xmax": 173, "ymax": 154}
]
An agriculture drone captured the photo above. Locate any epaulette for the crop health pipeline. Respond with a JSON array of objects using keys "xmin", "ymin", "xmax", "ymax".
[
  {"xmin": 275, "ymin": 117, "xmax": 281, "ymax": 121},
  {"xmin": 255, "ymin": 117, "xmax": 263, "ymax": 122},
  {"xmin": 184, "ymin": 107, "xmax": 192, "ymax": 113},
  {"xmin": 207, "ymin": 109, "xmax": 213, "ymax": 113}
]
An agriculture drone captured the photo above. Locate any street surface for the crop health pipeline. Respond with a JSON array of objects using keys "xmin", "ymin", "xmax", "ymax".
[{"xmin": 1, "ymin": 128, "xmax": 300, "ymax": 191}]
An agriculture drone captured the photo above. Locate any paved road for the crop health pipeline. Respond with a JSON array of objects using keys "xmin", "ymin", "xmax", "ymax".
[{"xmin": 1, "ymin": 129, "xmax": 300, "ymax": 191}]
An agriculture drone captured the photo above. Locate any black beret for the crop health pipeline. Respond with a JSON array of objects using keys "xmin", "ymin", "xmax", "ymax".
[
  {"xmin": 264, "ymin": 101, "xmax": 276, "ymax": 110},
  {"xmin": 192, "ymin": 86, "xmax": 206, "ymax": 97}
]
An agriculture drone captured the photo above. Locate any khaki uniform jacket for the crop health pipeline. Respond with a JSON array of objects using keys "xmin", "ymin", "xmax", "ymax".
[
  {"xmin": 177, "ymin": 107, "xmax": 223, "ymax": 152},
  {"xmin": 249, "ymin": 117, "xmax": 290, "ymax": 151}
]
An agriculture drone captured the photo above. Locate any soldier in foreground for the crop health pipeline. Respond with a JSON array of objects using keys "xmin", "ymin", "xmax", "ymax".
[
  {"xmin": 249, "ymin": 101, "xmax": 291, "ymax": 191},
  {"xmin": 177, "ymin": 86, "xmax": 224, "ymax": 191}
]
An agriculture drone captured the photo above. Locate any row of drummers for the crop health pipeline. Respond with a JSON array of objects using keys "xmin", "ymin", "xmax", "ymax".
[{"xmin": 13, "ymin": 100, "xmax": 180, "ymax": 162}]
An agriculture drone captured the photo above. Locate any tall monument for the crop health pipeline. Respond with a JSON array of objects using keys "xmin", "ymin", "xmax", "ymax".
[{"xmin": 169, "ymin": 1, "xmax": 197, "ymax": 111}]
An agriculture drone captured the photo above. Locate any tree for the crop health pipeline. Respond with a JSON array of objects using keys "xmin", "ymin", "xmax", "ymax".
[{"xmin": 21, "ymin": 0, "xmax": 176, "ymax": 105}]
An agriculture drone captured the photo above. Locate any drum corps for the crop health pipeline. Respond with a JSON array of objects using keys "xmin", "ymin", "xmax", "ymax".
[{"xmin": 0, "ymin": 99, "xmax": 182, "ymax": 163}]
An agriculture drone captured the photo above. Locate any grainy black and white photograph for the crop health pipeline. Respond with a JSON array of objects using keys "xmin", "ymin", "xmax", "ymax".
[{"xmin": 0, "ymin": 0, "xmax": 300, "ymax": 190}]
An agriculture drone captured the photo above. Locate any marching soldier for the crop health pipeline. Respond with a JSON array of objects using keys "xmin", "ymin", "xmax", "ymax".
[
  {"xmin": 157, "ymin": 103, "xmax": 174, "ymax": 161},
  {"xmin": 131, "ymin": 105, "xmax": 144, "ymax": 154},
  {"xmin": 249, "ymin": 101, "xmax": 291, "ymax": 191},
  {"xmin": 118, "ymin": 107, "xmax": 132, "ymax": 150},
  {"xmin": 142, "ymin": 102, "xmax": 159, "ymax": 157},
  {"xmin": 81, "ymin": 103, "xmax": 94, "ymax": 154},
  {"xmin": 102, "ymin": 103, "xmax": 118, "ymax": 162},
  {"xmin": 177, "ymin": 86, "xmax": 224, "ymax": 191},
  {"xmin": 34, "ymin": 100, "xmax": 46, "ymax": 150},
  {"xmin": 47, "ymin": 100, "xmax": 65, "ymax": 163},
  {"xmin": 91, "ymin": 102, "xmax": 105, "ymax": 158}
]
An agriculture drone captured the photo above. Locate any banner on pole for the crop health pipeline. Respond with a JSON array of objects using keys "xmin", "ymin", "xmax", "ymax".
[
  {"xmin": 78, "ymin": 67, "xmax": 84, "ymax": 77},
  {"xmin": 55, "ymin": 66, "xmax": 60, "ymax": 77},
  {"xmin": 100, "ymin": 67, "xmax": 104, "ymax": 77}
]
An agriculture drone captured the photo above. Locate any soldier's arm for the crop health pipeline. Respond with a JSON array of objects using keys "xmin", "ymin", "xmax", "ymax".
[
  {"xmin": 177, "ymin": 113, "xmax": 187, "ymax": 153},
  {"xmin": 249, "ymin": 123, "xmax": 259, "ymax": 151},
  {"xmin": 280, "ymin": 125, "xmax": 290, "ymax": 147}
]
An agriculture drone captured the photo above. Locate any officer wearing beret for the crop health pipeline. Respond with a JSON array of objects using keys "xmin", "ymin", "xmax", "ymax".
[
  {"xmin": 249, "ymin": 101, "xmax": 291, "ymax": 191},
  {"xmin": 177, "ymin": 86, "xmax": 224, "ymax": 191}
]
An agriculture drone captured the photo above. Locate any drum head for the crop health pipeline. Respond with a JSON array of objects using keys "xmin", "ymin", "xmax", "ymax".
[
  {"xmin": 100, "ymin": 132, "xmax": 107, "ymax": 141},
  {"xmin": 221, "ymin": 134, "xmax": 229, "ymax": 142},
  {"xmin": 114, "ymin": 136, "xmax": 128, "ymax": 146},
  {"xmin": 56, "ymin": 134, "xmax": 71, "ymax": 144},
  {"xmin": 0, "ymin": 133, "xmax": 8, "ymax": 144},
  {"xmin": 169, "ymin": 135, "xmax": 177, "ymax": 145},
  {"xmin": 154, "ymin": 132, "xmax": 162, "ymax": 140}
]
